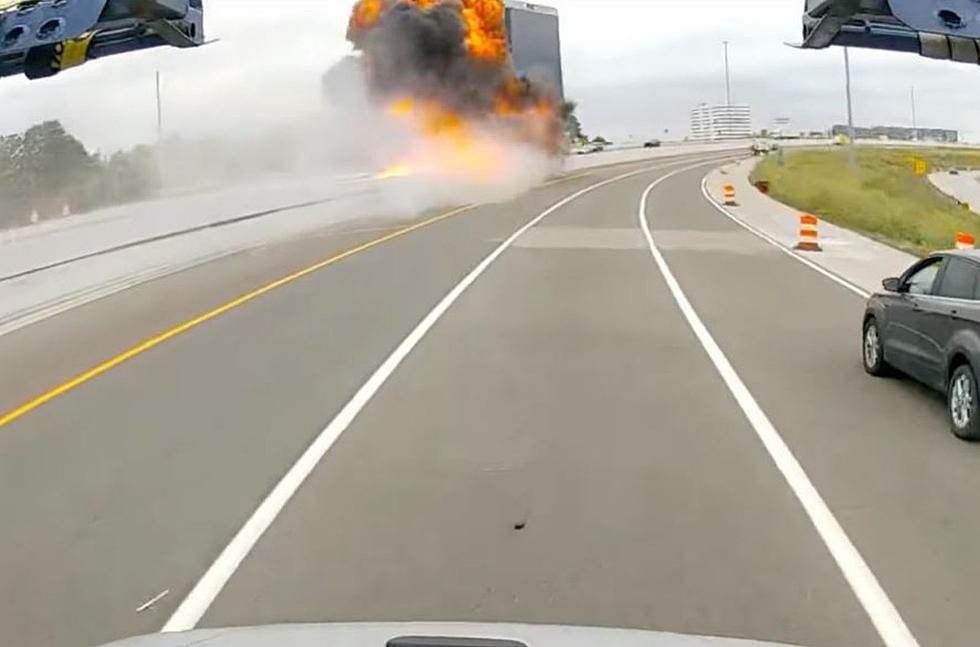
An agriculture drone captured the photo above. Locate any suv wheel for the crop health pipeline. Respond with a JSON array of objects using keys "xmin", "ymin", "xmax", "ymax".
[
  {"xmin": 863, "ymin": 319, "xmax": 889, "ymax": 376},
  {"xmin": 948, "ymin": 364, "xmax": 980, "ymax": 440}
]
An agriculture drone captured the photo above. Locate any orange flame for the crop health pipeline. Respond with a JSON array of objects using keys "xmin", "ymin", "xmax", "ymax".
[
  {"xmin": 351, "ymin": 0, "xmax": 563, "ymax": 177},
  {"xmin": 493, "ymin": 76, "xmax": 527, "ymax": 115},
  {"xmin": 387, "ymin": 97, "xmax": 416, "ymax": 116},
  {"xmin": 349, "ymin": 0, "xmax": 384, "ymax": 33},
  {"xmin": 378, "ymin": 98, "xmax": 507, "ymax": 180},
  {"xmin": 349, "ymin": 0, "xmax": 507, "ymax": 61},
  {"xmin": 376, "ymin": 163, "xmax": 413, "ymax": 179},
  {"xmin": 461, "ymin": 0, "xmax": 507, "ymax": 62}
]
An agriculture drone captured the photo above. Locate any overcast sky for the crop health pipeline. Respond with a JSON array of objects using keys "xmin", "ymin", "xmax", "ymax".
[{"xmin": 4, "ymin": 0, "xmax": 980, "ymax": 152}]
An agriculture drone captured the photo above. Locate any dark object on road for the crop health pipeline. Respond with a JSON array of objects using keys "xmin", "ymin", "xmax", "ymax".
[
  {"xmin": 950, "ymin": 169, "xmax": 961, "ymax": 175},
  {"xmin": 644, "ymin": 139, "xmax": 661, "ymax": 148},
  {"xmin": 755, "ymin": 180, "xmax": 770, "ymax": 194},
  {"xmin": 96, "ymin": 622, "xmax": 800, "ymax": 647},
  {"xmin": 864, "ymin": 250, "xmax": 980, "ymax": 439}
]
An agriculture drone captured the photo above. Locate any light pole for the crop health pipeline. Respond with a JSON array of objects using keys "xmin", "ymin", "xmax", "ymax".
[
  {"xmin": 155, "ymin": 70, "xmax": 163, "ymax": 141},
  {"xmin": 723, "ymin": 40, "xmax": 732, "ymax": 107},
  {"xmin": 722, "ymin": 41, "xmax": 733, "ymax": 140},
  {"xmin": 844, "ymin": 47, "xmax": 857, "ymax": 171},
  {"xmin": 911, "ymin": 86, "xmax": 918, "ymax": 140}
]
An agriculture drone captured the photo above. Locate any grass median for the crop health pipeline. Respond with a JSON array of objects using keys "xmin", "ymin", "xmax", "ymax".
[{"xmin": 750, "ymin": 146, "xmax": 980, "ymax": 256}]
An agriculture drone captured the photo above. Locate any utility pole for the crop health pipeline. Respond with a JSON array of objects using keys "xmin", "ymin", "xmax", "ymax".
[
  {"xmin": 722, "ymin": 40, "xmax": 733, "ymax": 140},
  {"xmin": 723, "ymin": 40, "xmax": 732, "ymax": 107},
  {"xmin": 155, "ymin": 70, "xmax": 163, "ymax": 141},
  {"xmin": 844, "ymin": 47, "xmax": 857, "ymax": 171},
  {"xmin": 911, "ymin": 86, "xmax": 918, "ymax": 140}
]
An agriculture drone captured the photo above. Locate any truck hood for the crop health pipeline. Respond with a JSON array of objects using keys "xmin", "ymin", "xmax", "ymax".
[{"xmin": 98, "ymin": 623, "xmax": 802, "ymax": 647}]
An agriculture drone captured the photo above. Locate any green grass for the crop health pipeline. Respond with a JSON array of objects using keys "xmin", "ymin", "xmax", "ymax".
[{"xmin": 750, "ymin": 146, "xmax": 980, "ymax": 256}]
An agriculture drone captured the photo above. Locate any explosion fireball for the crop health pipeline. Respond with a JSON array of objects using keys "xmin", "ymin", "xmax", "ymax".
[{"xmin": 345, "ymin": 0, "xmax": 563, "ymax": 179}]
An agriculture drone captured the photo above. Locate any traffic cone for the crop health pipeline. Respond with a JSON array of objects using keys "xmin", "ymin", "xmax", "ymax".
[
  {"xmin": 955, "ymin": 232, "xmax": 975, "ymax": 250},
  {"xmin": 723, "ymin": 184, "xmax": 737, "ymax": 206},
  {"xmin": 795, "ymin": 214, "xmax": 822, "ymax": 252}
]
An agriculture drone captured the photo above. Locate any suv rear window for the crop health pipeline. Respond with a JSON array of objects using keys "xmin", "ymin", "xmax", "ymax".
[{"xmin": 937, "ymin": 258, "xmax": 979, "ymax": 299}]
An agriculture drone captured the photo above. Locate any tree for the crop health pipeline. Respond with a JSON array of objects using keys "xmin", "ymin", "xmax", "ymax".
[
  {"xmin": 21, "ymin": 121, "xmax": 96, "ymax": 189},
  {"xmin": 0, "ymin": 120, "xmax": 162, "ymax": 226},
  {"xmin": 105, "ymin": 145, "xmax": 160, "ymax": 203},
  {"xmin": 16, "ymin": 121, "xmax": 99, "ymax": 216},
  {"xmin": 560, "ymin": 100, "xmax": 586, "ymax": 143},
  {"xmin": 0, "ymin": 133, "xmax": 28, "ymax": 226}
]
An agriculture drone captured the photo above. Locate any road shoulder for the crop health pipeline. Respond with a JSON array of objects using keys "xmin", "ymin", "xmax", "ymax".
[{"xmin": 704, "ymin": 158, "xmax": 915, "ymax": 295}]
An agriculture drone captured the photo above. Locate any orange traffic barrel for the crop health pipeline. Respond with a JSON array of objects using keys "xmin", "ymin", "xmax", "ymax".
[
  {"xmin": 795, "ymin": 214, "xmax": 822, "ymax": 252},
  {"xmin": 956, "ymin": 232, "xmax": 976, "ymax": 250},
  {"xmin": 723, "ymin": 184, "xmax": 737, "ymax": 206}
]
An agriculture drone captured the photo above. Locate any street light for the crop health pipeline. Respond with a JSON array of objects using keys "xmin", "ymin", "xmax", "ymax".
[
  {"xmin": 911, "ymin": 86, "xmax": 918, "ymax": 140},
  {"xmin": 156, "ymin": 70, "xmax": 163, "ymax": 141},
  {"xmin": 844, "ymin": 47, "xmax": 857, "ymax": 171},
  {"xmin": 723, "ymin": 40, "xmax": 732, "ymax": 107}
]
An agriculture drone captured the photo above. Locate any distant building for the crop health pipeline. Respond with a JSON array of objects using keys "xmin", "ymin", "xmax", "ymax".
[
  {"xmin": 690, "ymin": 104, "xmax": 753, "ymax": 141},
  {"xmin": 505, "ymin": 1, "xmax": 564, "ymax": 100},
  {"xmin": 831, "ymin": 124, "xmax": 958, "ymax": 143}
]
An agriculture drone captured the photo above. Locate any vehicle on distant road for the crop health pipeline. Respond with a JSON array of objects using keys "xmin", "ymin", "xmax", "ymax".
[
  {"xmin": 571, "ymin": 143, "xmax": 604, "ymax": 155},
  {"xmin": 863, "ymin": 250, "xmax": 980, "ymax": 439},
  {"xmin": 643, "ymin": 139, "xmax": 661, "ymax": 148}
]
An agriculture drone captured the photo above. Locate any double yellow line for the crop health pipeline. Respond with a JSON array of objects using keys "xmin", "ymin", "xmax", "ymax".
[{"xmin": 0, "ymin": 205, "xmax": 476, "ymax": 429}]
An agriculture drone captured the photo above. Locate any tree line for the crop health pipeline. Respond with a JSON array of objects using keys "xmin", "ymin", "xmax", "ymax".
[
  {"xmin": 0, "ymin": 120, "xmax": 160, "ymax": 229},
  {"xmin": 0, "ymin": 106, "xmax": 595, "ymax": 230}
]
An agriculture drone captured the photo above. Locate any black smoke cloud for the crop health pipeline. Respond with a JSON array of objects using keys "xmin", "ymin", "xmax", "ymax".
[{"xmin": 343, "ymin": 1, "xmax": 530, "ymax": 116}]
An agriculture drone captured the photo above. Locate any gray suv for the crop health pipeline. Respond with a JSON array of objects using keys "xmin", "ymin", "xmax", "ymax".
[{"xmin": 863, "ymin": 250, "xmax": 980, "ymax": 439}]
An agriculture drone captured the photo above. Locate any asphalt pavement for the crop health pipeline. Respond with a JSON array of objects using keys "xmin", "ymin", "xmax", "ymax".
[{"xmin": 2, "ymin": 152, "xmax": 977, "ymax": 647}]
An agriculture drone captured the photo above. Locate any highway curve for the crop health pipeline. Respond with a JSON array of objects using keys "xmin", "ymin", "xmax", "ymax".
[{"xmin": 3, "ymin": 152, "xmax": 980, "ymax": 647}]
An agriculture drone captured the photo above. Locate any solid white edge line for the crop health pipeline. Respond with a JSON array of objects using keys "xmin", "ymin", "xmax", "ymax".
[
  {"xmin": 160, "ymin": 154, "xmax": 731, "ymax": 633},
  {"xmin": 640, "ymin": 170, "xmax": 919, "ymax": 647},
  {"xmin": 699, "ymin": 177, "xmax": 872, "ymax": 299}
]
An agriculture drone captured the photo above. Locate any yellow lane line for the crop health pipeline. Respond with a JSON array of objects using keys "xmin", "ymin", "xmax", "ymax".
[
  {"xmin": 541, "ymin": 171, "xmax": 593, "ymax": 187},
  {"xmin": 0, "ymin": 169, "xmax": 602, "ymax": 429},
  {"xmin": 0, "ymin": 205, "xmax": 475, "ymax": 429}
]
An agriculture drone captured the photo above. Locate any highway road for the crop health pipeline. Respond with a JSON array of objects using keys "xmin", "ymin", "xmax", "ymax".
[{"xmin": 3, "ymin": 151, "xmax": 980, "ymax": 647}]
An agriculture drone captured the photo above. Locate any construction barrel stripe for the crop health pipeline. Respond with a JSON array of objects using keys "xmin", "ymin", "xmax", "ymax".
[
  {"xmin": 796, "ymin": 213, "xmax": 822, "ymax": 252},
  {"xmin": 956, "ymin": 232, "xmax": 976, "ymax": 250},
  {"xmin": 723, "ymin": 184, "xmax": 737, "ymax": 206}
]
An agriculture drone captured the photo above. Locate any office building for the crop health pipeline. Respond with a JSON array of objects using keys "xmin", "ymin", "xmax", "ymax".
[
  {"xmin": 505, "ymin": 1, "xmax": 564, "ymax": 100},
  {"xmin": 831, "ymin": 124, "xmax": 958, "ymax": 143},
  {"xmin": 690, "ymin": 104, "xmax": 753, "ymax": 141}
]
